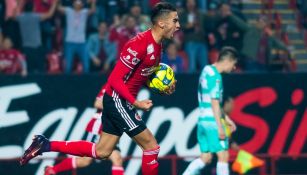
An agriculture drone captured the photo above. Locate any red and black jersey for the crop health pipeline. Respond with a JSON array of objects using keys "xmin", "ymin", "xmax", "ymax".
[{"xmin": 105, "ymin": 29, "xmax": 162, "ymax": 104}]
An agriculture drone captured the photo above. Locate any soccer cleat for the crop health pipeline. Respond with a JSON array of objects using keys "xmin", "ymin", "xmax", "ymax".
[
  {"xmin": 19, "ymin": 135, "xmax": 50, "ymax": 165},
  {"xmin": 44, "ymin": 166, "xmax": 56, "ymax": 175}
]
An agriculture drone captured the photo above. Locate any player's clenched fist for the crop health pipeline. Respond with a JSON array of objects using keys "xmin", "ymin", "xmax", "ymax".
[{"xmin": 133, "ymin": 100, "xmax": 153, "ymax": 111}]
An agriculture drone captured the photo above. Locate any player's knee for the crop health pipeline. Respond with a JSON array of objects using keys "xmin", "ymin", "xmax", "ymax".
[
  {"xmin": 200, "ymin": 153, "xmax": 212, "ymax": 164},
  {"xmin": 76, "ymin": 157, "xmax": 93, "ymax": 168},
  {"xmin": 217, "ymin": 151, "xmax": 229, "ymax": 162},
  {"xmin": 96, "ymin": 148, "xmax": 112, "ymax": 160}
]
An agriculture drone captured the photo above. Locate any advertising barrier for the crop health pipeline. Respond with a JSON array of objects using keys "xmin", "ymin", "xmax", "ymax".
[{"xmin": 0, "ymin": 73, "xmax": 306, "ymax": 175}]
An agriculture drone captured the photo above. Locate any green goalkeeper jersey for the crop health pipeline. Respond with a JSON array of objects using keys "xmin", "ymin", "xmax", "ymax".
[{"xmin": 198, "ymin": 65, "xmax": 223, "ymax": 121}]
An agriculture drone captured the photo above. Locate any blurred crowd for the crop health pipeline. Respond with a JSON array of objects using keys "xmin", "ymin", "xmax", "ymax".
[{"xmin": 0, "ymin": 0, "xmax": 303, "ymax": 75}]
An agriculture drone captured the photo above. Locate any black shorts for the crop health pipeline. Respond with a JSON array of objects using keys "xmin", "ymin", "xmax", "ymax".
[{"xmin": 101, "ymin": 93, "xmax": 147, "ymax": 137}]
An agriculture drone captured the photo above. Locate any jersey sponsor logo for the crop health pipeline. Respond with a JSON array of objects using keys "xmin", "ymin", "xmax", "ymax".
[
  {"xmin": 127, "ymin": 47, "xmax": 138, "ymax": 57},
  {"xmin": 132, "ymin": 57, "xmax": 140, "ymax": 65},
  {"xmin": 150, "ymin": 55, "xmax": 155, "ymax": 60},
  {"xmin": 123, "ymin": 55, "xmax": 131, "ymax": 61},
  {"xmin": 147, "ymin": 44, "xmax": 154, "ymax": 54}
]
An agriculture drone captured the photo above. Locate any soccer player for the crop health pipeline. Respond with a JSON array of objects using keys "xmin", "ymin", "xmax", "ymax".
[
  {"xmin": 20, "ymin": 2, "xmax": 180, "ymax": 175},
  {"xmin": 44, "ymin": 85, "xmax": 124, "ymax": 175},
  {"xmin": 182, "ymin": 47, "xmax": 238, "ymax": 175}
]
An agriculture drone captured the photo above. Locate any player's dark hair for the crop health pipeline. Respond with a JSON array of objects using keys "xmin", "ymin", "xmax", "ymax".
[
  {"xmin": 218, "ymin": 46, "xmax": 238, "ymax": 62},
  {"xmin": 151, "ymin": 2, "xmax": 177, "ymax": 24}
]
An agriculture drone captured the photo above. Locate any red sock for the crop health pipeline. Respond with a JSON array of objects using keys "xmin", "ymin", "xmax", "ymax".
[
  {"xmin": 53, "ymin": 157, "xmax": 76, "ymax": 173},
  {"xmin": 142, "ymin": 146, "xmax": 160, "ymax": 175},
  {"xmin": 50, "ymin": 141, "xmax": 97, "ymax": 158},
  {"xmin": 112, "ymin": 166, "xmax": 124, "ymax": 175}
]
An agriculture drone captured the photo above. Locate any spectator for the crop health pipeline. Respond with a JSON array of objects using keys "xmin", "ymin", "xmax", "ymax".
[
  {"xmin": 33, "ymin": 0, "xmax": 57, "ymax": 52},
  {"xmin": 0, "ymin": 37, "xmax": 27, "ymax": 76},
  {"xmin": 224, "ymin": 9, "xmax": 288, "ymax": 71},
  {"xmin": 129, "ymin": 3, "xmax": 151, "ymax": 31},
  {"xmin": 3, "ymin": 0, "xmax": 22, "ymax": 49},
  {"xmin": 172, "ymin": 30, "xmax": 190, "ymax": 71},
  {"xmin": 104, "ymin": 0, "xmax": 120, "ymax": 25},
  {"xmin": 204, "ymin": 2, "xmax": 221, "ymax": 50},
  {"xmin": 228, "ymin": 0, "xmax": 246, "ymax": 21},
  {"xmin": 57, "ymin": 0, "xmax": 96, "ymax": 73},
  {"xmin": 162, "ymin": 41, "xmax": 185, "ymax": 73},
  {"xmin": 216, "ymin": 3, "xmax": 243, "ymax": 51},
  {"xmin": 179, "ymin": 0, "xmax": 208, "ymax": 73},
  {"xmin": 5, "ymin": 0, "xmax": 21, "ymax": 20},
  {"xmin": 87, "ymin": 21, "xmax": 117, "ymax": 73},
  {"xmin": 12, "ymin": 0, "xmax": 58, "ymax": 73},
  {"xmin": 46, "ymin": 50, "xmax": 62, "ymax": 74},
  {"xmin": 127, "ymin": 0, "xmax": 151, "ymax": 14},
  {"xmin": 87, "ymin": 0, "xmax": 106, "ymax": 29},
  {"xmin": 109, "ymin": 15, "xmax": 140, "ymax": 60}
]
